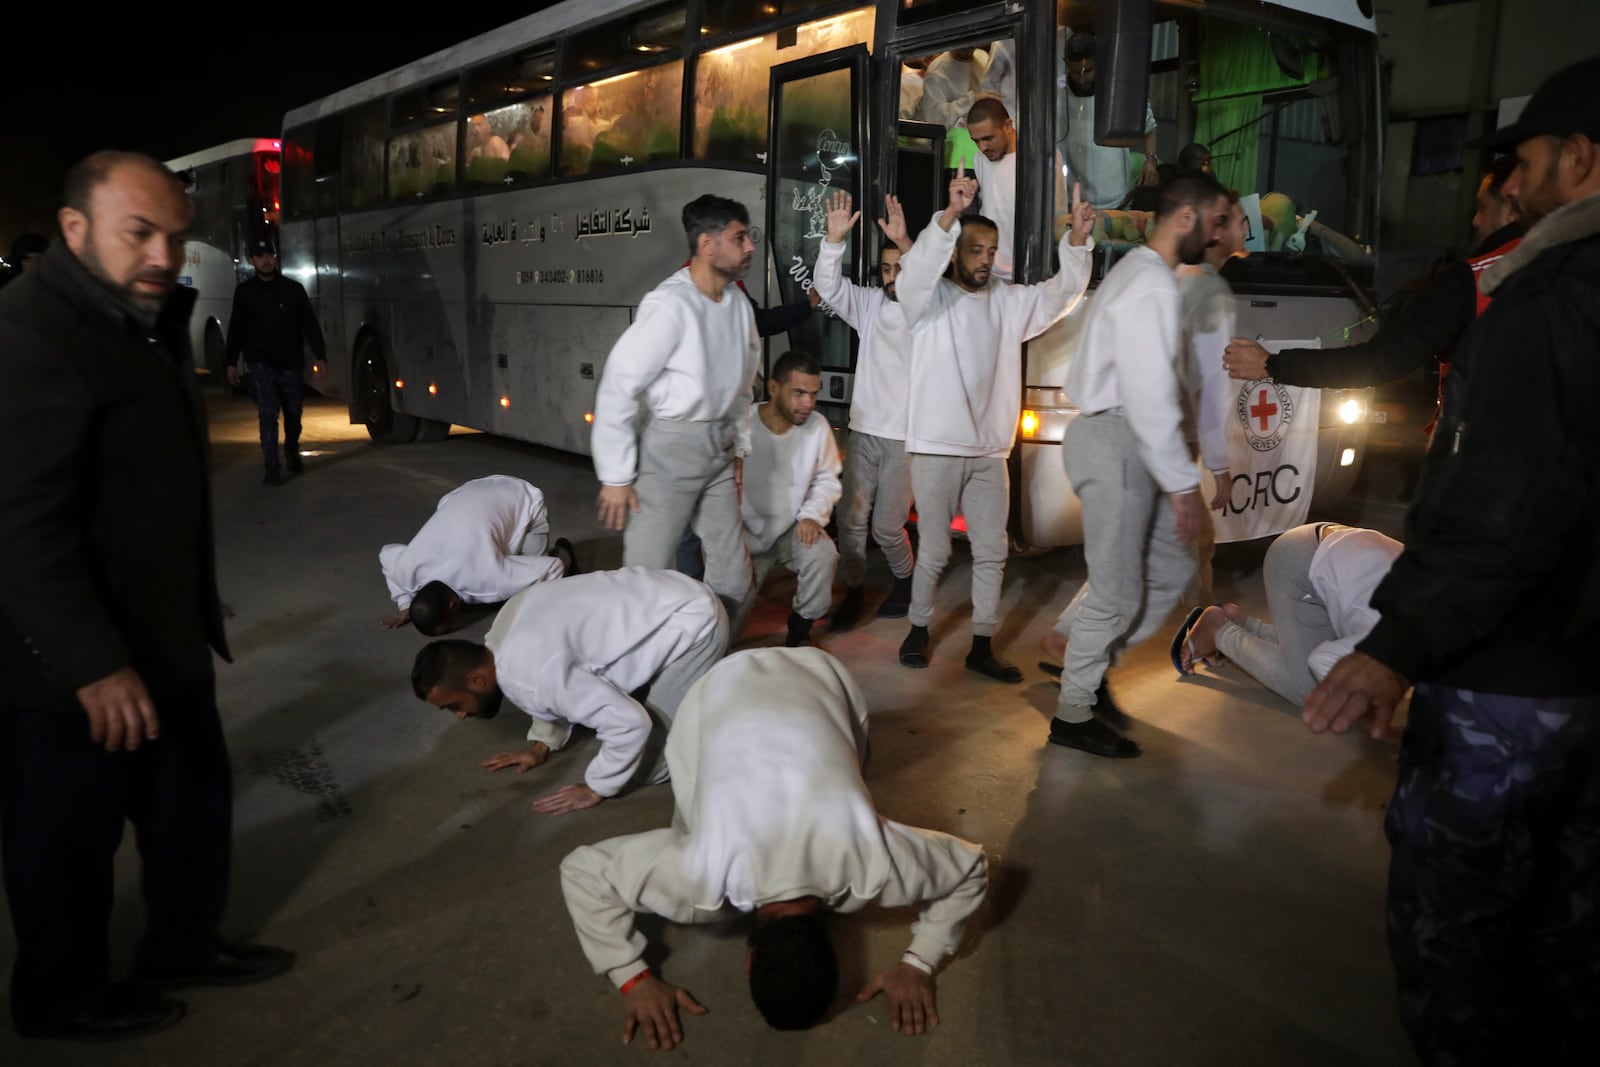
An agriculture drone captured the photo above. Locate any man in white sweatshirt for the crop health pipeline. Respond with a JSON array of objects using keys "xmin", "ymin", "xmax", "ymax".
[
  {"xmin": 1174, "ymin": 523, "xmax": 1402, "ymax": 707},
  {"xmin": 409, "ymin": 568, "xmax": 728, "ymax": 816},
  {"xmin": 895, "ymin": 166, "xmax": 1094, "ymax": 680},
  {"xmin": 1048, "ymin": 173, "xmax": 1232, "ymax": 759},
  {"xmin": 966, "ymin": 97, "xmax": 1068, "ymax": 282},
  {"xmin": 378, "ymin": 475, "xmax": 574, "ymax": 635},
  {"xmin": 559, "ymin": 647, "xmax": 987, "ymax": 1048},
  {"xmin": 592, "ymin": 195, "xmax": 761, "ymax": 620},
  {"xmin": 738, "ymin": 350, "xmax": 842, "ymax": 647},
  {"xmin": 813, "ymin": 191, "xmax": 916, "ymax": 628}
]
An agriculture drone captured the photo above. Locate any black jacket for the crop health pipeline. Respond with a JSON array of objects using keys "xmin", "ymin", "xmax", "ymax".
[
  {"xmin": 1356, "ymin": 195, "xmax": 1600, "ymax": 696},
  {"xmin": 1265, "ymin": 222, "xmax": 1524, "ymax": 388},
  {"xmin": 0, "ymin": 243, "xmax": 229, "ymax": 713},
  {"xmin": 225, "ymin": 272, "xmax": 325, "ymax": 370}
]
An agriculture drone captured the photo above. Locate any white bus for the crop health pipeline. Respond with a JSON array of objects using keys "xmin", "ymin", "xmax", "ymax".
[
  {"xmin": 166, "ymin": 138, "xmax": 283, "ymax": 376},
  {"xmin": 280, "ymin": 0, "xmax": 1382, "ymax": 544}
]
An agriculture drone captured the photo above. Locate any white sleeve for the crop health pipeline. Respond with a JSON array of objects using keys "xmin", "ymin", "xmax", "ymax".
[
  {"xmin": 1145, "ymin": 102, "xmax": 1158, "ymax": 135},
  {"xmin": 560, "ymin": 831, "xmax": 701, "ymax": 987},
  {"xmin": 591, "ymin": 293, "xmax": 680, "ymax": 486},
  {"xmin": 1192, "ymin": 299, "xmax": 1236, "ymax": 474},
  {"xmin": 549, "ymin": 664, "xmax": 658, "ymax": 797},
  {"xmin": 517, "ymin": 485, "xmax": 550, "ymax": 556},
  {"xmin": 873, "ymin": 824, "xmax": 988, "ymax": 966},
  {"xmin": 895, "ymin": 215, "xmax": 959, "ymax": 330},
  {"xmin": 379, "ymin": 544, "xmax": 413, "ymax": 609},
  {"xmin": 1000, "ymin": 229, "xmax": 1093, "ymax": 341},
  {"xmin": 1110, "ymin": 286, "xmax": 1201, "ymax": 494},
  {"xmin": 734, "ymin": 312, "xmax": 760, "ymax": 460},
  {"xmin": 1308, "ymin": 635, "xmax": 1359, "ymax": 683},
  {"xmin": 797, "ymin": 425, "xmax": 843, "ymax": 527},
  {"xmin": 525, "ymin": 715, "xmax": 574, "ymax": 752},
  {"xmin": 813, "ymin": 239, "xmax": 877, "ymax": 330}
]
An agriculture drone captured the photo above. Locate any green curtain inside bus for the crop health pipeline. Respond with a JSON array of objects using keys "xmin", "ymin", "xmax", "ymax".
[{"xmin": 1192, "ymin": 22, "xmax": 1317, "ymax": 196}]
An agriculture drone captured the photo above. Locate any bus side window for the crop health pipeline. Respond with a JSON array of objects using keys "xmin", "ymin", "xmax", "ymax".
[
  {"xmin": 560, "ymin": 62, "xmax": 684, "ymax": 178},
  {"xmin": 341, "ymin": 101, "xmax": 386, "ymax": 211}
]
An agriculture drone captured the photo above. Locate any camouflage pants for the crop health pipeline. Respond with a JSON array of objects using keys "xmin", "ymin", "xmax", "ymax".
[
  {"xmin": 247, "ymin": 362, "xmax": 303, "ymax": 474},
  {"xmin": 1386, "ymin": 683, "xmax": 1600, "ymax": 1066}
]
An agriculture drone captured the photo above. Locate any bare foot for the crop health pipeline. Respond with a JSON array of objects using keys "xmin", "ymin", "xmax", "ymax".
[
  {"xmin": 1178, "ymin": 606, "xmax": 1228, "ymax": 673},
  {"xmin": 1039, "ymin": 628, "xmax": 1067, "ymax": 662}
]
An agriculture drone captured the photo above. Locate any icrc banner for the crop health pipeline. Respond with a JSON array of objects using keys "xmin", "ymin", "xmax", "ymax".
[{"xmin": 1204, "ymin": 341, "xmax": 1323, "ymax": 543}]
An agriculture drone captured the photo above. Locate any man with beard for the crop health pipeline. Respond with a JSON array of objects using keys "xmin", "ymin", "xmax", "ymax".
[
  {"xmin": 0, "ymin": 152, "xmax": 292, "ymax": 1042},
  {"xmin": 1059, "ymin": 31, "xmax": 1159, "ymax": 211},
  {"xmin": 224, "ymin": 237, "xmax": 325, "ymax": 486},
  {"xmin": 1048, "ymin": 173, "xmax": 1231, "ymax": 759},
  {"xmin": 736, "ymin": 350, "xmax": 841, "ymax": 647},
  {"xmin": 894, "ymin": 166, "xmax": 1095, "ymax": 680},
  {"xmin": 965, "ymin": 97, "xmax": 1068, "ymax": 282},
  {"xmin": 813, "ymin": 191, "xmax": 916, "ymax": 628},
  {"xmin": 1303, "ymin": 56, "xmax": 1600, "ymax": 1064},
  {"xmin": 410, "ymin": 568, "xmax": 728, "ymax": 816},
  {"xmin": 593, "ymin": 195, "xmax": 760, "ymax": 621}
]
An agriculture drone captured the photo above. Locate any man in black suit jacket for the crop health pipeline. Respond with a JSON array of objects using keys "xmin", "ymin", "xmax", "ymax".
[{"xmin": 0, "ymin": 151, "xmax": 292, "ymax": 1043}]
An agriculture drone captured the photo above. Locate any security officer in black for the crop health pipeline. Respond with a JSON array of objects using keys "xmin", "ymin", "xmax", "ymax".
[{"xmin": 225, "ymin": 237, "xmax": 325, "ymax": 485}]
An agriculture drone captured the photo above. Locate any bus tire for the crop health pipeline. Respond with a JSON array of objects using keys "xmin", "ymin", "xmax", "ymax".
[
  {"xmin": 415, "ymin": 419, "xmax": 451, "ymax": 443},
  {"xmin": 354, "ymin": 335, "xmax": 420, "ymax": 445}
]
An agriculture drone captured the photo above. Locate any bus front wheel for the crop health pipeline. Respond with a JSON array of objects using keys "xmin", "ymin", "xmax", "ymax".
[{"xmin": 355, "ymin": 337, "xmax": 419, "ymax": 445}]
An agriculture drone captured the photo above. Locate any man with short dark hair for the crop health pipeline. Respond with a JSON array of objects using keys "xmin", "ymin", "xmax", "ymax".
[
  {"xmin": 964, "ymin": 96, "xmax": 1068, "ymax": 281},
  {"xmin": 894, "ymin": 166, "xmax": 1094, "ymax": 680},
  {"xmin": 560, "ymin": 647, "xmax": 987, "ymax": 1050},
  {"xmin": 593, "ymin": 195, "xmax": 760, "ymax": 620},
  {"xmin": 1048, "ymin": 173, "xmax": 1231, "ymax": 759},
  {"xmin": 0, "ymin": 151, "xmax": 291, "ymax": 1043},
  {"xmin": 814, "ymin": 191, "xmax": 916, "ymax": 627},
  {"xmin": 1302, "ymin": 55, "xmax": 1600, "ymax": 1064},
  {"xmin": 411, "ymin": 567, "xmax": 727, "ymax": 816},
  {"xmin": 225, "ymin": 236, "xmax": 325, "ymax": 486},
  {"xmin": 737, "ymin": 349, "xmax": 841, "ymax": 647},
  {"xmin": 378, "ymin": 475, "xmax": 575, "ymax": 634}
]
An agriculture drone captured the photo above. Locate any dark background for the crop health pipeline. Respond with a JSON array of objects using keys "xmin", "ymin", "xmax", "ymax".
[{"xmin": 0, "ymin": 6, "xmax": 560, "ymax": 249}]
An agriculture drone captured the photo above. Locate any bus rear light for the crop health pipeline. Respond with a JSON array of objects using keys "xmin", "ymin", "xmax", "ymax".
[
  {"xmin": 500, "ymin": 396, "xmax": 510, "ymax": 408},
  {"xmin": 1020, "ymin": 409, "xmax": 1038, "ymax": 438},
  {"xmin": 394, "ymin": 379, "xmax": 404, "ymax": 389},
  {"xmin": 428, "ymin": 383, "xmax": 439, "ymax": 395},
  {"xmin": 584, "ymin": 412, "xmax": 595, "ymax": 423},
  {"xmin": 312, "ymin": 363, "xmax": 322, "ymax": 374}
]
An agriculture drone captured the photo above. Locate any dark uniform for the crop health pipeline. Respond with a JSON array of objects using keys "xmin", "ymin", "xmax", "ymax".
[
  {"xmin": 0, "ymin": 241, "xmax": 233, "ymax": 1027},
  {"xmin": 225, "ymin": 243, "xmax": 325, "ymax": 481}
]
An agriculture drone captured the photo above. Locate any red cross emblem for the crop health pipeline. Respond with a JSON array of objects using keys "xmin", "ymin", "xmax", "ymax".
[{"xmin": 1250, "ymin": 389, "xmax": 1279, "ymax": 431}]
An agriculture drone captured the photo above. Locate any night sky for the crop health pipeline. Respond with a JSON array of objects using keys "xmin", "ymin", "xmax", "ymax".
[{"xmin": 0, "ymin": 6, "xmax": 558, "ymax": 250}]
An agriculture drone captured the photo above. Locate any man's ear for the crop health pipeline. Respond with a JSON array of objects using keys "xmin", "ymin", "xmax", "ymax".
[{"xmin": 59, "ymin": 206, "xmax": 88, "ymax": 253}]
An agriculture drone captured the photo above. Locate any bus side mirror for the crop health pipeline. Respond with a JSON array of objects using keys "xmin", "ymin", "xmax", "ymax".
[{"xmin": 1095, "ymin": 0, "xmax": 1153, "ymax": 149}]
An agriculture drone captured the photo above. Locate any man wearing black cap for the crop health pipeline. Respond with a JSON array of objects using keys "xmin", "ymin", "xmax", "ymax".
[
  {"xmin": 1302, "ymin": 56, "xmax": 1600, "ymax": 1066},
  {"xmin": 225, "ymin": 237, "xmax": 325, "ymax": 485}
]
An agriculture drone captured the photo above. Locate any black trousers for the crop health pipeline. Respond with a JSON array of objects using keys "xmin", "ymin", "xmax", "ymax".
[{"xmin": 1, "ymin": 677, "xmax": 232, "ymax": 1022}]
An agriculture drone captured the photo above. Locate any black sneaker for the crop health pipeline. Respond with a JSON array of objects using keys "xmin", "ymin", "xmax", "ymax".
[
  {"xmin": 965, "ymin": 651, "xmax": 1023, "ymax": 683},
  {"xmin": 14, "ymin": 982, "xmax": 186, "ymax": 1043},
  {"xmin": 785, "ymin": 611, "xmax": 814, "ymax": 648},
  {"xmin": 898, "ymin": 625, "xmax": 930, "ymax": 668},
  {"xmin": 552, "ymin": 537, "xmax": 581, "ymax": 577},
  {"xmin": 1047, "ymin": 716, "xmax": 1141, "ymax": 758}
]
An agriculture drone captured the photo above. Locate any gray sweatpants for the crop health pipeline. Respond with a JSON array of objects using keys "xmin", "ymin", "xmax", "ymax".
[
  {"xmin": 749, "ymin": 524, "xmax": 839, "ymax": 621},
  {"xmin": 908, "ymin": 454, "xmax": 1009, "ymax": 637},
  {"xmin": 635, "ymin": 600, "xmax": 731, "ymax": 787},
  {"xmin": 1056, "ymin": 411, "xmax": 1197, "ymax": 718},
  {"xmin": 623, "ymin": 418, "xmax": 752, "ymax": 620},
  {"xmin": 838, "ymin": 431, "xmax": 915, "ymax": 585},
  {"xmin": 1214, "ymin": 523, "xmax": 1333, "ymax": 706}
]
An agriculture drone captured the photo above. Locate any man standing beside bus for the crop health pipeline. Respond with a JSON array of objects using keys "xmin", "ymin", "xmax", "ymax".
[
  {"xmin": 593, "ymin": 195, "xmax": 761, "ymax": 620},
  {"xmin": 225, "ymin": 237, "xmax": 325, "ymax": 486},
  {"xmin": 894, "ymin": 167, "xmax": 1094, "ymax": 680},
  {"xmin": 814, "ymin": 191, "xmax": 916, "ymax": 629},
  {"xmin": 1048, "ymin": 174, "xmax": 1230, "ymax": 759}
]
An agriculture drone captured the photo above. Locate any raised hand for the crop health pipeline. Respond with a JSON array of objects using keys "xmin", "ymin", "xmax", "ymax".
[
  {"xmin": 1068, "ymin": 181, "xmax": 1095, "ymax": 247},
  {"xmin": 876, "ymin": 194, "xmax": 910, "ymax": 250},
  {"xmin": 824, "ymin": 189, "xmax": 860, "ymax": 244},
  {"xmin": 947, "ymin": 164, "xmax": 977, "ymax": 215}
]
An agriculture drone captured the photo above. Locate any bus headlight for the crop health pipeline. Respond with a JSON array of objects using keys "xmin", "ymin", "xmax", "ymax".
[
  {"xmin": 1338, "ymin": 398, "xmax": 1365, "ymax": 424},
  {"xmin": 1020, "ymin": 409, "xmax": 1038, "ymax": 438}
]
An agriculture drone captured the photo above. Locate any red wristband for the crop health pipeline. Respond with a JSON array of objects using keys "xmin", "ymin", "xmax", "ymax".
[{"xmin": 619, "ymin": 968, "xmax": 652, "ymax": 995}]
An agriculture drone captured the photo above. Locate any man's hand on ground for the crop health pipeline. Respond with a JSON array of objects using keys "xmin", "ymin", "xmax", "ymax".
[
  {"xmin": 483, "ymin": 742, "xmax": 550, "ymax": 773},
  {"xmin": 532, "ymin": 783, "xmax": 604, "ymax": 815},
  {"xmin": 857, "ymin": 962, "xmax": 939, "ymax": 1035},
  {"xmin": 380, "ymin": 608, "xmax": 411, "ymax": 629},
  {"xmin": 622, "ymin": 974, "xmax": 707, "ymax": 1051}
]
